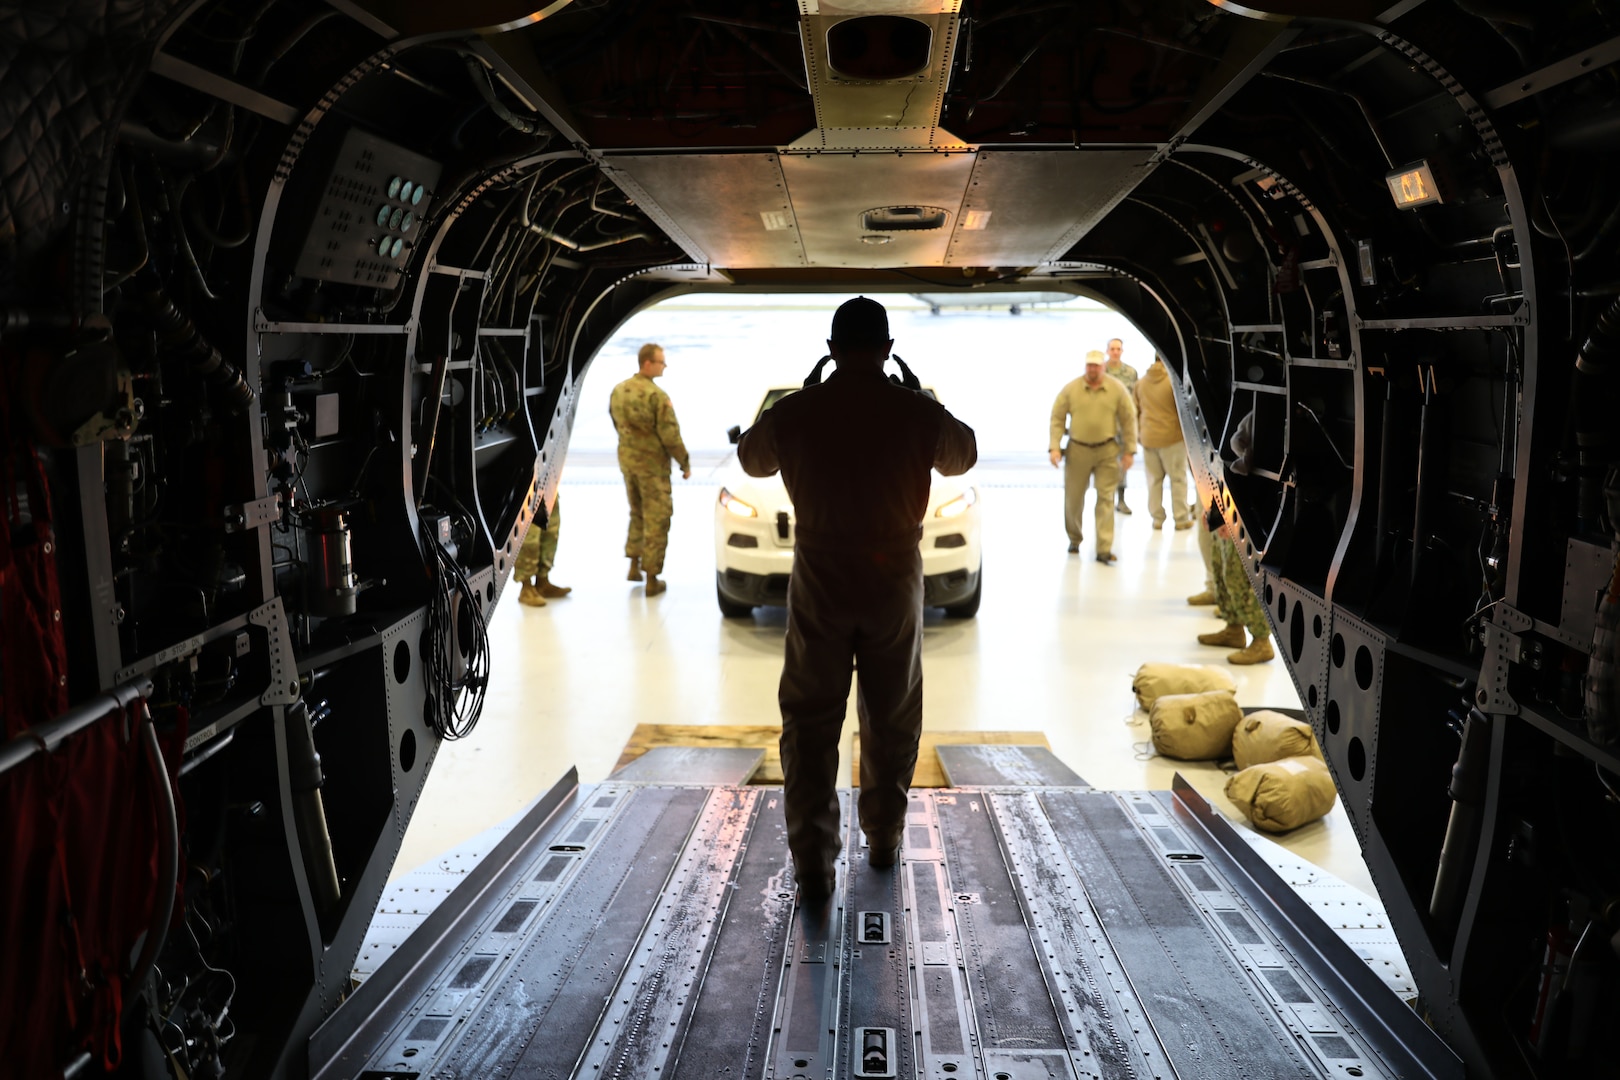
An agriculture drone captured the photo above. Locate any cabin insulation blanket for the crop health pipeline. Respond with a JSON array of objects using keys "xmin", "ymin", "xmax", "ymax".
[
  {"xmin": 1148, "ymin": 690, "xmax": 1242, "ymax": 760},
  {"xmin": 1225, "ymin": 755, "xmax": 1338, "ymax": 833},
  {"xmin": 1232, "ymin": 710, "xmax": 1323, "ymax": 770},
  {"xmin": 1131, "ymin": 663, "xmax": 1237, "ymax": 711}
]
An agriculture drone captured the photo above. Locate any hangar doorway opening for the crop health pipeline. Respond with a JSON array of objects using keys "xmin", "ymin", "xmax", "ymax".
[{"xmin": 394, "ymin": 292, "xmax": 1372, "ymax": 899}]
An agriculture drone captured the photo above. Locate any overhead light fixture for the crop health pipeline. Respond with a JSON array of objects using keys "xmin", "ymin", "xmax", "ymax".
[
  {"xmin": 861, "ymin": 234, "xmax": 894, "ymax": 245},
  {"xmin": 1386, "ymin": 161, "xmax": 1443, "ymax": 209},
  {"xmin": 861, "ymin": 206, "xmax": 948, "ymax": 231},
  {"xmin": 960, "ymin": 210, "xmax": 992, "ymax": 231},
  {"xmin": 760, "ymin": 210, "xmax": 794, "ymax": 231}
]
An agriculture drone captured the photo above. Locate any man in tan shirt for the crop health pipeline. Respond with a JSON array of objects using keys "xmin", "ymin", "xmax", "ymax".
[
  {"xmin": 1050, "ymin": 349, "xmax": 1137, "ymax": 563},
  {"xmin": 1133, "ymin": 355, "xmax": 1193, "ymax": 530}
]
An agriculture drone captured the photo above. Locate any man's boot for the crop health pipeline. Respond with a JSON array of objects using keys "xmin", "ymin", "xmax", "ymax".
[
  {"xmin": 645, "ymin": 573, "xmax": 667, "ymax": 597},
  {"xmin": 866, "ymin": 831, "xmax": 903, "ymax": 869},
  {"xmin": 1187, "ymin": 589, "xmax": 1217, "ymax": 606},
  {"xmin": 1228, "ymin": 636, "xmax": 1275, "ymax": 665},
  {"xmin": 1198, "ymin": 623, "xmax": 1247, "ymax": 648},
  {"xmin": 538, "ymin": 574, "xmax": 572, "ymax": 599},
  {"xmin": 1115, "ymin": 492, "xmax": 1132, "ymax": 515},
  {"xmin": 627, "ymin": 556, "xmax": 642, "ymax": 581},
  {"xmin": 518, "ymin": 577, "xmax": 546, "ymax": 607}
]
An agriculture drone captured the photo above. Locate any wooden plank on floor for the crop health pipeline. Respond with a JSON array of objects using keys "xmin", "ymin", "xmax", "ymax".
[
  {"xmin": 615, "ymin": 723, "xmax": 785, "ymax": 783},
  {"xmin": 852, "ymin": 730, "xmax": 1051, "ymax": 787}
]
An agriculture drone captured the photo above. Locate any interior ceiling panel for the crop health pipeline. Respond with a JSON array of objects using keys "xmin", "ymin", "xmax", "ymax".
[
  {"xmin": 603, "ymin": 153, "xmax": 805, "ymax": 269},
  {"xmin": 778, "ymin": 150, "xmax": 976, "ymax": 268},
  {"xmin": 946, "ymin": 150, "xmax": 1161, "ymax": 267}
]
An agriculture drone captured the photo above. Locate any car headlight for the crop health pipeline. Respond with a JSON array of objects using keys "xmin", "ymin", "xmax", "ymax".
[
  {"xmin": 935, "ymin": 487, "xmax": 977, "ymax": 518},
  {"xmin": 719, "ymin": 487, "xmax": 758, "ymax": 517}
]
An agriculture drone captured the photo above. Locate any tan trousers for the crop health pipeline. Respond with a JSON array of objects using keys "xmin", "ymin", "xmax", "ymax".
[
  {"xmin": 779, "ymin": 546, "xmax": 924, "ymax": 882},
  {"xmin": 1142, "ymin": 442, "xmax": 1191, "ymax": 527},
  {"xmin": 1063, "ymin": 441, "xmax": 1120, "ymax": 555},
  {"xmin": 1198, "ymin": 512, "xmax": 1218, "ymax": 591}
]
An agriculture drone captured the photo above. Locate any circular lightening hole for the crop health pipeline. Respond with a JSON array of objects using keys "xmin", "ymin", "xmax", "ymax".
[{"xmin": 827, "ymin": 15, "xmax": 932, "ymax": 80}]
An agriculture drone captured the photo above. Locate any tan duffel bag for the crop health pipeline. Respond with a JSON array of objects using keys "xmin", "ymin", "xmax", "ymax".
[
  {"xmin": 1226, "ymin": 755, "xmax": 1338, "ymax": 833},
  {"xmin": 1148, "ymin": 690, "xmax": 1243, "ymax": 760},
  {"xmin": 1131, "ymin": 663, "xmax": 1238, "ymax": 711},
  {"xmin": 1232, "ymin": 710, "xmax": 1323, "ymax": 770}
]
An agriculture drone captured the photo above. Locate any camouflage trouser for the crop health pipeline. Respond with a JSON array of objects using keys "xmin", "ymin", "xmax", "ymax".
[
  {"xmin": 1212, "ymin": 533, "xmax": 1269, "ymax": 640},
  {"xmin": 623, "ymin": 470, "xmax": 673, "ymax": 574},
  {"xmin": 514, "ymin": 493, "xmax": 563, "ymax": 581}
]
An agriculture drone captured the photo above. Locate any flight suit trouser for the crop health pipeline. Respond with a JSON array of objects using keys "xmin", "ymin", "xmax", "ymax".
[
  {"xmin": 1211, "ymin": 533, "xmax": 1270, "ymax": 640},
  {"xmin": 622, "ymin": 471, "xmax": 673, "ymax": 574},
  {"xmin": 513, "ymin": 494, "xmax": 563, "ymax": 581},
  {"xmin": 778, "ymin": 545, "xmax": 924, "ymax": 884},
  {"xmin": 1063, "ymin": 440, "xmax": 1120, "ymax": 555},
  {"xmin": 1142, "ymin": 443, "xmax": 1191, "ymax": 527}
]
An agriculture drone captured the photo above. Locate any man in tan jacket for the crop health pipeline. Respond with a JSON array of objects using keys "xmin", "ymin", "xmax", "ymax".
[
  {"xmin": 1133, "ymin": 356, "xmax": 1193, "ymax": 530},
  {"xmin": 1050, "ymin": 349, "xmax": 1136, "ymax": 564}
]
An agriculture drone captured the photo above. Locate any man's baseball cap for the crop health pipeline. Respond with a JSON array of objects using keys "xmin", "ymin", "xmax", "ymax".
[
  {"xmin": 829, "ymin": 296, "xmax": 890, "ymax": 344},
  {"xmin": 1085, "ymin": 349, "xmax": 1106, "ymax": 365}
]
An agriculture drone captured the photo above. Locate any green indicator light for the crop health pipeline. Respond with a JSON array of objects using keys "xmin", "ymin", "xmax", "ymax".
[
  {"xmin": 389, "ymin": 208, "xmax": 404, "ymax": 230},
  {"xmin": 376, "ymin": 205, "xmax": 390, "ymax": 226},
  {"xmin": 401, "ymin": 211, "xmax": 415, "ymax": 233},
  {"xmin": 387, "ymin": 176, "xmax": 402, "ymax": 198},
  {"xmin": 411, "ymin": 185, "xmax": 425, "ymax": 206}
]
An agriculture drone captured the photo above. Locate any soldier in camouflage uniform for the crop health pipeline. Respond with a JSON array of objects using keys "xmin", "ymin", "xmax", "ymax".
[
  {"xmin": 609, "ymin": 343, "xmax": 690, "ymax": 597},
  {"xmin": 515, "ymin": 493, "xmax": 570, "ymax": 607},
  {"xmin": 1198, "ymin": 522, "xmax": 1274, "ymax": 664},
  {"xmin": 1104, "ymin": 338, "xmax": 1139, "ymax": 514}
]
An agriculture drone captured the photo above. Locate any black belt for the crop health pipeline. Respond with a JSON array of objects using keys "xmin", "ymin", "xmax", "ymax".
[{"xmin": 1069, "ymin": 438, "xmax": 1116, "ymax": 448}]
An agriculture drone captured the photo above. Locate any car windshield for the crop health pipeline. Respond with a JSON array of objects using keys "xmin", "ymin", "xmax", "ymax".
[{"xmin": 754, "ymin": 382, "xmax": 937, "ymax": 423}]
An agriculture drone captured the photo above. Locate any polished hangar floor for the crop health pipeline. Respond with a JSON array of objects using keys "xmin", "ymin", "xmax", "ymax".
[{"xmin": 394, "ymin": 455, "xmax": 1375, "ymax": 900}]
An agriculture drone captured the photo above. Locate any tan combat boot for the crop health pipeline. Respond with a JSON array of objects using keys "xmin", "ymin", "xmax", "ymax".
[
  {"xmin": 1186, "ymin": 589, "xmax": 1216, "ymax": 606},
  {"xmin": 627, "ymin": 556, "xmax": 643, "ymax": 581},
  {"xmin": 538, "ymin": 574, "xmax": 572, "ymax": 599},
  {"xmin": 1228, "ymin": 637, "xmax": 1275, "ymax": 665},
  {"xmin": 518, "ymin": 577, "xmax": 546, "ymax": 606},
  {"xmin": 645, "ymin": 573, "xmax": 667, "ymax": 597},
  {"xmin": 1198, "ymin": 623, "xmax": 1247, "ymax": 648}
]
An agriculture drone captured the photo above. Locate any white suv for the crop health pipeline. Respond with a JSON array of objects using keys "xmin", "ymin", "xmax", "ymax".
[{"xmin": 713, "ymin": 385, "xmax": 983, "ymax": 618}]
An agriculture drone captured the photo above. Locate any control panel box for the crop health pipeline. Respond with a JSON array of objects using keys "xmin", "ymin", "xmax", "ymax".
[{"xmin": 290, "ymin": 127, "xmax": 442, "ymax": 290}]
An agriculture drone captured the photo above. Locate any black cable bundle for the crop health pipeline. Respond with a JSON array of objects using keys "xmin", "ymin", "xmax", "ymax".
[{"xmin": 420, "ymin": 512, "xmax": 490, "ymax": 740}]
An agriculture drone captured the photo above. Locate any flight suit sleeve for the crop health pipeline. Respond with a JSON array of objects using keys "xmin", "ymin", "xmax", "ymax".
[
  {"xmin": 1115, "ymin": 383, "xmax": 1138, "ymax": 450},
  {"xmin": 934, "ymin": 408, "xmax": 977, "ymax": 477},
  {"xmin": 736, "ymin": 408, "xmax": 780, "ymax": 477},
  {"xmin": 1050, "ymin": 386, "xmax": 1070, "ymax": 452},
  {"xmin": 656, "ymin": 392, "xmax": 690, "ymax": 472}
]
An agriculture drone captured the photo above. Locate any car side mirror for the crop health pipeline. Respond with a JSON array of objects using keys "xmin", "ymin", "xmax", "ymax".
[{"xmin": 727, "ymin": 425, "xmax": 741, "ymax": 445}]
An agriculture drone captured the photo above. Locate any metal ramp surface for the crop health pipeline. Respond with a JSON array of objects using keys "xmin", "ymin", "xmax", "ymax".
[{"xmin": 311, "ymin": 771, "xmax": 1460, "ymax": 1080}]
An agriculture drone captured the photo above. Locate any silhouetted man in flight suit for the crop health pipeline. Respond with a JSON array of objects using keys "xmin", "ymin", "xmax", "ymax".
[{"xmin": 737, "ymin": 298, "xmax": 977, "ymax": 903}]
